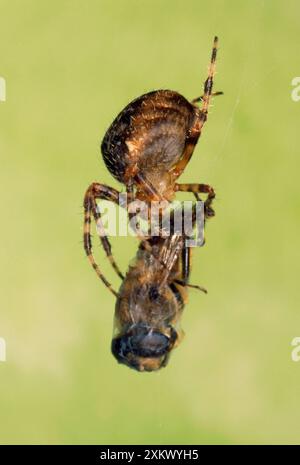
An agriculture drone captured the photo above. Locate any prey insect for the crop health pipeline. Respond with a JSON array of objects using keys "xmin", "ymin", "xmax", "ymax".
[
  {"xmin": 83, "ymin": 37, "xmax": 222, "ymax": 295},
  {"xmin": 112, "ymin": 205, "xmax": 204, "ymax": 371}
]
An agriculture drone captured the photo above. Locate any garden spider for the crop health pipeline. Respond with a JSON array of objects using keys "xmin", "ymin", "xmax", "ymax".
[{"xmin": 83, "ymin": 36, "xmax": 222, "ymax": 295}]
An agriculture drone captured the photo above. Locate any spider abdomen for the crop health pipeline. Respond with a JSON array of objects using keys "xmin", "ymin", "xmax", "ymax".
[{"xmin": 101, "ymin": 89, "xmax": 198, "ymax": 183}]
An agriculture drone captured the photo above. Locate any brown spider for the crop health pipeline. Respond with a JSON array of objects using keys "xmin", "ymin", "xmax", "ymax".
[{"xmin": 83, "ymin": 36, "xmax": 222, "ymax": 295}]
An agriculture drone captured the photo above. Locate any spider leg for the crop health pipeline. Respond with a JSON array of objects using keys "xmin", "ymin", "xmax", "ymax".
[
  {"xmin": 175, "ymin": 183, "xmax": 216, "ymax": 218},
  {"xmin": 171, "ymin": 36, "xmax": 219, "ymax": 178},
  {"xmin": 197, "ymin": 35, "xmax": 219, "ymax": 127},
  {"xmin": 83, "ymin": 183, "xmax": 125, "ymax": 297},
  {"xmin": 126, "ymin": 182, "xmax": 158, "ymax": 257},
  {"xmin": 126, "ymin": 182, "xmax": 146, "ymax": 237},
  {"xmin": 191, "ymin": 90, "xmax": 223, "ymax": 104}
]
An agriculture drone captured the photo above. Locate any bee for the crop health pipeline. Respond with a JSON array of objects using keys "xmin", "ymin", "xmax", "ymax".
[{"xmin": 112, "ymin": 211, "xmax": 205, "ymax": 372}]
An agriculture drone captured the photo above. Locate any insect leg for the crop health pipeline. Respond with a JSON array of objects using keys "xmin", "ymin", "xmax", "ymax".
[
  {"xmin": 181, "ymin": 243, "xmax": 191, "ymax": 284},
  {"xmin": 174, "ymin": 245, "xmax": 207, "ymax": 293},
  {"xmin": 173, "ymin": 203, "xmax": 208, "ymax": 293}
]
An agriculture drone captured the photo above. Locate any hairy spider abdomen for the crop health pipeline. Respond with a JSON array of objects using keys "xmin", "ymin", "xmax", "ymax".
[{"xmin": 101, "ymin": 90, "xmax": 199, "ymax": 184}]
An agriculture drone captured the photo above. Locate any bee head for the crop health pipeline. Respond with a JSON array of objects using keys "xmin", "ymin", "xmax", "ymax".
[{"xmin": 111, "ymin": 324, "xmax": 178, "ymax": 372}]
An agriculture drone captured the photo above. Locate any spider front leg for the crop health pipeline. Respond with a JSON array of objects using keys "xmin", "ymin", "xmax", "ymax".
[
  {"xmin": 175, "ymin": 183, "xmax": 216, "ymax": 218},
  {"xmin": 171, "ymin": 36, "xmax": 220, "ymax": 179},
  {"xmin": 83, "ymin": 183, "xmax": 125, "ymax": 297}
]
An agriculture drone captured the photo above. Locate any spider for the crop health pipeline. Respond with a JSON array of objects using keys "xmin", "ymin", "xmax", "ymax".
[
  {"xmin": 112, "ymin": 204, "xmax": 205, "ymax": 371},
  {"xmin": 83, "ymin": 36, "xmax": 222, "ymax": 295}
]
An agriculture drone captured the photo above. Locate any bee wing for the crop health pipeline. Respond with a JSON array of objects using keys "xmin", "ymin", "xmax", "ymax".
[{"xmin": 158, "ymin": 235, "xmax": 183, "ymax": 288}]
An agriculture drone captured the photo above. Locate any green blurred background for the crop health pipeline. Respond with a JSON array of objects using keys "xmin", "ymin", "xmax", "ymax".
[{"xmin": 0, "ymin": 0, "xmax": 300, "ymax": 445}]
